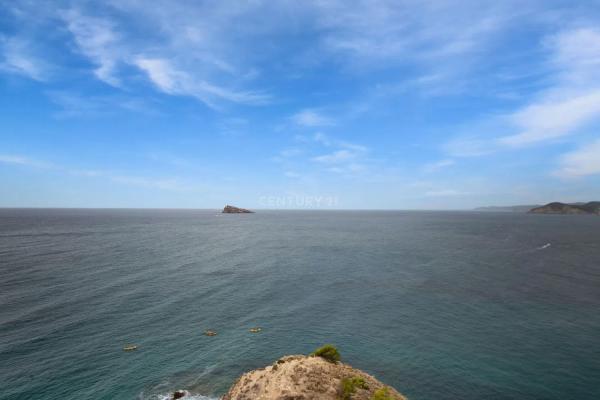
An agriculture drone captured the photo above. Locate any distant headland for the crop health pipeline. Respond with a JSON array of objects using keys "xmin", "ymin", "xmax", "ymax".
[
  {"xmin": 222, "ymin": 205, "xmax": 254, "ymax": 213},
  {"xmin": 474, "ymin": 202, "xmax": 600, "ymax": 215},
  {"xmin": 529, "ymin": 202, "xmax": 600, "ymax": 215}
]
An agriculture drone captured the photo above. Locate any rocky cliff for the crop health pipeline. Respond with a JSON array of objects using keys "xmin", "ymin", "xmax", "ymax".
[{"xmin": 221, "ymin": 354, "xmax": 406, "ymax": 400}]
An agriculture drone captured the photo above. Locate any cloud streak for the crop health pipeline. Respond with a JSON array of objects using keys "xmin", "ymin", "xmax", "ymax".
[
  {"xmin": 0, "ymin": 37, "xmax": 47, "ymax": 80},
  {"xmin": 499, "ymin": 91, "xmax": 600, "ymax": 146},
  {"xmin": 0, "ymin": 153, "xmax": 193, "ymax": 191},
  {"xmin": 134, "ymin": 57, "xmax": 268, "ymax": 107},
  {"xmin": 312, "ymin": 149, "xmax": 357, "ymax": 164},
  {"xmin": 291, "ymin": 109, "xmax": 334, "ymax": 127},
  {"xmin": 62, "ymin": 9, "xmax": 121, "ymax": 86},
  {"xmin": 52, "ymin": 5, "xmax": 272, "ymax": 107},
  {"xmin": 423, "ymin": 159, "xmax": 455, "ymax": 173},
  {"xmin": 312, "ymin": 0, "xmax": 509, "ymax": 65},
  {"xmin": 2, "ymin": 1, "xmax": 532, "ymax": 107},
  {"xmin": 308, "ymin": 133, "xmax": 370, "ymax": 175},
  {"xmin": 0, "ymin": 154, "xmax": 53, "ymax": 169},
  {"xmin": 445, "ymin": 26, "xmax": 600, "ymax": 183},
  {"xmin": 498, "ymin": 28, "xmax": 600, "ymax": 147},
  {"xmin": 555, "ymin": 140, "xmax": 600, "ymax": 178}
]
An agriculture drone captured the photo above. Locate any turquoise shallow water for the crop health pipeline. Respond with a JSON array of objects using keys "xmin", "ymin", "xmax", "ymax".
[{"xmin": 1, "ymin": 209, "xmax": 599, "ymax": 400}]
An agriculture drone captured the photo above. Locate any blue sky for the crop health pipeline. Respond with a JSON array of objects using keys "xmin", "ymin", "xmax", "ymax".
[{"xmin": 1, "ymin": 0, "xmax": 600, "ymax": 209}]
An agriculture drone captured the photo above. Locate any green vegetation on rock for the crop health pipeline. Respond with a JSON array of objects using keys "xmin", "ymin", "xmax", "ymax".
[
  {"xmin": 311, "ymin": 344, "xmax": 341, "ymax": 363},
  {"xmin": 372, "ymin": 387, "xmax": 393, "ymax": 400},
  {"xmin": 340, "ymin": 376, "xmax": 369, "ymax": 399}
]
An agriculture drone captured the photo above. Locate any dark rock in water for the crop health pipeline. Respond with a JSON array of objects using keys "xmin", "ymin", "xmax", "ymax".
[
  {"xmin": 529, "ymin": 201, "xmax": 600, "ymax": 215},
  {"xmin": 172, "ymin": 389, "xmax": 188, "ymax": 399},
  {"xmin": 222, "ymin": 205, "xmax": 254, "ymax": 213}
]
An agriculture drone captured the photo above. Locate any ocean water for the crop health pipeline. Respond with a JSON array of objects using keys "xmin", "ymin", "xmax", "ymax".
[{"xmin": 1, "ymin": 209, "xmax": 599, "ymax": 400}]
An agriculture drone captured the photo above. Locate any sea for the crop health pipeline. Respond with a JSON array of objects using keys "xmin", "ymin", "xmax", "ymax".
[{"xmin": 1, "ymin": 209, "xmax": 599, "ymax": 400}]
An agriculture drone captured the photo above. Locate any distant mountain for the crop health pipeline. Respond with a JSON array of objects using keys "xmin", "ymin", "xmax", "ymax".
[
  {"xmin": 474, "ymin": 205, "xmax": 540, "ymax": 212},
  {"xmin": 529, "ymin": 202, "xmax": 600, "ymax": 215}
]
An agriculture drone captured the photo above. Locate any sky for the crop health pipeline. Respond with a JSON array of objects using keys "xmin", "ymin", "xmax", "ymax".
[{"xmin": 1, "ymin": 0, "xmax": 600, "ymax": 209}]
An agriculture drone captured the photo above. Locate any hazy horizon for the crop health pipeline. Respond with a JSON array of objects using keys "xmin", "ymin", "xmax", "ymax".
[
  {"xmin": 0, "ymin": 205, "xmax": 533, "ymax": 210},
  {"xmin": 2, "ymin": 1, "xmax": 600, "ymax": 208},
  {"xmin": 2, "ymin": 201, "xmax": 597, "ymax": 211}
]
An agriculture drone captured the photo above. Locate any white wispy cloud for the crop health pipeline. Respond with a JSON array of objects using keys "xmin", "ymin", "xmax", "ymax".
[
  {"xmin": 424, "ymin": 189, "xmax": 467, "ymax": 197},
  {"xmin": 326, "ymin": 163, "xmax": 366, "ymax": 175},
  {"xmin": 68, "ymin": 168, "xmax": 190, "ymax": 191},
  {"xmin": 146, "ymin": 152, "xmax": 195, "ymax": 168},
  {"xmin": 498, "ymin": 28, "xmax": 600, "ymax": 147},
  {"xmin": 495, "ymin": 27, "xmax": 600, "ymax": 183},
  {"xmin": 301, "ymin": 132, "xmax": 368, "ymax": 152},
  {"xmin": 310, "ymin": 135, "xmax": 370, "ymax": 176},
  {"xmin": 109, "ymin": 175, "xmax": 189, "ymax": 191},
  {"xmin": 338, "ymin": 141, "xmax": 368, "ymax": 152},
  {"xmin": 423, "ymin": 159, "xmax": 455, "ymax": 172},
  {"xmin": 310, "ymin": 0, "xmax": 520, "ymax": 78},
  {"xmin": 550, "ymin": 28, "xmax": 600, "ymax": 88},
  {"xmin": 0, "ymin": 154, "xmax": 53, "ymax": 168},
  {"xmin": 3, "ymin": 1, "xmax": 545, "ymax": 110},
  {"xmin": 53, "ymin": 5, "xmax": 272, "ymax": 107},
  {"xmin": 312, "ymin": 149, "xmax": 357, "ymax": 164},
  {"xmin": 0, "ymin": 37, "xmax": 47, "ymax": 80},
  {"xmin": 291, "ymin": 109, "xmax": 334, "ymax": 127},
  {"xmin": 46, "ymin": 91, "xmax": 160, "ymax": 118},
  {"xmin": 279, "ymin": 148, "xmax": 303, "ymax": 158},
  {"xmin": 69, "ymin": 169, "xmax": 105, "ymax": 177},
  {"xmin": 284, "ymin": 171, "xmax": 302, "ymax": 179},
  {"xmin": 279, "ymin": 132, "xmax": 370, "ymax": 177},
  {"xmin": 313, "ymin": 132, "xmax": 331, "ymax": 146},
  {"xmin": 134, "ymin": 58, "xmax": 176, "ymax": 92},
  {"xmin": 554, "ymin": 139, "xmax": 600, "ymax": 178},
  {"xmin": 134, "ymin": 57, "xmax": 268, "ymax": 107},
  {"xmin": 444, "ymin": 133, "xmax": 496, "ymax": 157},
  {"xmin": 74, "ymin": 168, "xmax": 193, "ymax": 191},
  {"xmin": 1, "ymin": 153, "xmax": 193, "ymax": 191},
  {"xmin": 499, "ymin": 91, "xmax": 600, "ymax": 146},
  {"xmin": 62, "ymin": 9, "xmax": 121, "ymax": 86},
  {"xmin": 444, "ymin": 26, "xmax": 600, "ymax": 164}
]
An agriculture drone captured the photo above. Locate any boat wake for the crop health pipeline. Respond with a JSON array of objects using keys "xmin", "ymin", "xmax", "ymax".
[{"xmin": 537, "ymin": 243, "xmax": 551, "ymax": 250}]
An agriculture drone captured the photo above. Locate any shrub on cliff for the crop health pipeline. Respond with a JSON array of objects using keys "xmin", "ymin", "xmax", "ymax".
[
  {"xmin": 371, "ymin": 387, "xmax": 393, "ymax": 400},
  {"xmin": 340, "ymin": 376, "xmax": 369, "ymax": 399},
  {"xmin": 311, "ymin": 344, "xmax": 341, "ymax": 363}
]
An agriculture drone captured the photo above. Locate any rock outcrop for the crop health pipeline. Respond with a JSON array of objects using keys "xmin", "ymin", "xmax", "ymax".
[
  {"xmin": 222, "ymin": 355, "xmax": 406, "ymax": 400},
  {"xmin": 172, "ymin": 390, "xmax": 188, "ymax": 399},
  {"xmin": 529, "ymin": 201, "xmax": 600, "ymax": 215},
  {"xmin": 222, "ymin": 205, "xmax": 254, "ymax": 214}
]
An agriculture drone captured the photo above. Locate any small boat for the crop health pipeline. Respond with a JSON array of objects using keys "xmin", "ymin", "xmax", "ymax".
[
  {"xmin": 123, "ymin": 345, "xmax": 138, "ymax": 351},
  {"xmin": 249, "ymin": 327, "xmax": 262, "ymax": 333},
  {"xmin": 204, "ymin": 330, "xmax": 217, "ymax": 336}
]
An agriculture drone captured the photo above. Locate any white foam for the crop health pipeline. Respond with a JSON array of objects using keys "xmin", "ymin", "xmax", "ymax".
[
  {"xmin": 537, "ymin": 243, "xmax": 551, "ymax": 250},
  {"xmin": 145, "ymin": 393, "xmax": 218, "ymax": 400}
]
